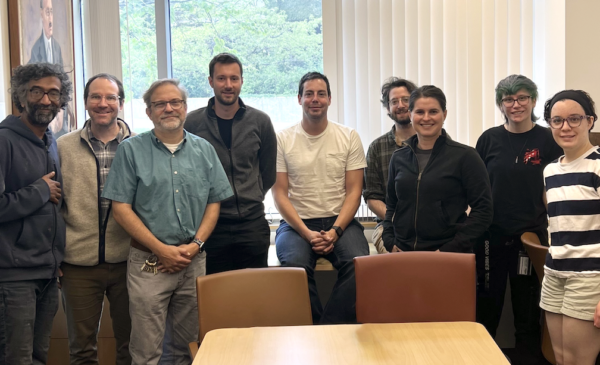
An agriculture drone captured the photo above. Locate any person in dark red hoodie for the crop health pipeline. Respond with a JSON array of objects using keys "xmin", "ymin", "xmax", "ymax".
[{"xmin": 0, "ymin": 63, "xmax": 71, "ymax": 364}]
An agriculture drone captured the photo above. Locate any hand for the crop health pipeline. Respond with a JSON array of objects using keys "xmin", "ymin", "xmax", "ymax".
[
  {"xmin": 156, "ymin": 245, "xmax": 192, "ymax": 273},
  {"xmin": 57, "ymin": 267, "xmax": 63, "ymax": 289},
  {"xmin": 391, "ymin": 245, "xmax": 402, "ymax": 253},
  {"xmin": 302, "ymin": 230, "xmax": 324, "ymax": 246},
  {"xmin": 42, "ymin": 172, "xmax": 61, "ymax": 204},
  {"xmin": 594, "ymin": 301, "xmax": 600, "ymax": 328}
]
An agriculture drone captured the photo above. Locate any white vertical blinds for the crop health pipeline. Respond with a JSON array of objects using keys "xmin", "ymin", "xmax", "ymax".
[{"xmin": 323, "ymin": 0, "xmax": 566, "ymax": 148}]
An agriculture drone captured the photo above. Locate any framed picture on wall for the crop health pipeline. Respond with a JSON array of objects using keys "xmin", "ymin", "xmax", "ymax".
[{"xmin": 8, "ymin": 0, "xmax": 77, "ymax": 138}]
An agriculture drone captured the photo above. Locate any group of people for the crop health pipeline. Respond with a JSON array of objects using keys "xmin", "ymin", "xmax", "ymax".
[{"xmin": 1, "ymin": 52, "xmax": 599, "ymax": 365}]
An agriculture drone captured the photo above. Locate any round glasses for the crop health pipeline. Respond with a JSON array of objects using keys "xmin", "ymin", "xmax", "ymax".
[
  {"xmin": 151, "ymin": 99, "xmax": 186, "ymax": 111},
  {"xmin": 389, "ymin": 97, "xmax": 410, "ymax": 107},
  {"xmin": 501, "ymin": 95, "xmax": 531, "ymax": 107},
  {"xmin": 29, "ymin": 87, "xmax": 61, "ymax": 102},
  {"xmin": 88, "ymin": 94, "xmax": 120, "ymax": 105},
  {"xmin": 547, "ymin": 115, "xmax": 589, "ymax": 129}
]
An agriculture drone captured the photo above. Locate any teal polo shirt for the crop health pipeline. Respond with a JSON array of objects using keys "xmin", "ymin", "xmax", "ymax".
[{"xmin": 102, "ymin": 130, "xmax": 233, "ymax": 245}]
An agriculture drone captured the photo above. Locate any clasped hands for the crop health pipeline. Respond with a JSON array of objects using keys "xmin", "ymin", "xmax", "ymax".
[
  {"xmin": 304, "ymin": 229, "xmax": 338, "ymax": 255},
  {"xmin": 156, "ymin": 243, "xmax": 201, "ymax": 274}
]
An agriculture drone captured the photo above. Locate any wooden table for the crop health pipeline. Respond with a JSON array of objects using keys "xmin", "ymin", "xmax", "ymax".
[{"xmin": 193, "ymin": 322, "xmax": 509, "ymax": 365}]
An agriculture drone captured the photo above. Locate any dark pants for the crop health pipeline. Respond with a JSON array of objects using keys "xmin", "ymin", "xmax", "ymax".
[
  {"xmin": 205, "ymin": 216, "xmax": 271, "ymax": 275},
  {"xmin": 61, "ymin": 262, "xmax": 131, "ymax": 365},
  {"xmin": 475, "ymin": 232, "xmax": 542, "ymax": 347},
  {"xmin": 275, "ymin": 217, "xmax": 369, "ymax": 324},
  {"xmin": 0, "ymin": 279, "xmax": 59, "ymax": 365}
]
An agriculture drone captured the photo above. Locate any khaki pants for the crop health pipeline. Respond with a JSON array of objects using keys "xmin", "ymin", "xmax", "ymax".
[
  {"xmin": 372, "ymin": 222, "xmax": 389, "ymax": 254},
  {"xmin": 61, "ymin": 262, "xmax": 131, "ymax": 365},
  {"xmin": 127, "ymin": 247, "xmax": 206, "ymax": 365}
]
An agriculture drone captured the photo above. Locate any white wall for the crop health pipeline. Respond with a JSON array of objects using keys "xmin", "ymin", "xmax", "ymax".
[
  {"xmin": 0, "ymin": 0, "xmax": 10, "ymax": 119},
  {"xmin": 565, "ymin": 0, "xmax": 600, "ymax": 131}
]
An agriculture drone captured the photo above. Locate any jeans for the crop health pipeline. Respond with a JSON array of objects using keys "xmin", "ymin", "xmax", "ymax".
[
  {"xmin": 0, "ymin": 279, "xmax": 59, "ymax": 365},
  {"xmin": 205, "ymin": 216, "xmax": 270, "ymax": 275},
  {"xmin": 276, "ymin": 217, "xmax": 369, "ymax": 324},
  {"xmin": 61, "ymin": 262, "xmax": 131, "ymax": 365}
]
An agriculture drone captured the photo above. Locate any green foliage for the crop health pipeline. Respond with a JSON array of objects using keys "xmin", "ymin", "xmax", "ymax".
[{"xmin": 120, "ymin": 0, "xmax": 323, "ymax": 99}]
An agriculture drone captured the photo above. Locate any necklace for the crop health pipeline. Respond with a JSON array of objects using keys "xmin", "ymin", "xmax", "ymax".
[{"xmin": 506, "ymin": 123, "xmax": 534, "ymax": 164}]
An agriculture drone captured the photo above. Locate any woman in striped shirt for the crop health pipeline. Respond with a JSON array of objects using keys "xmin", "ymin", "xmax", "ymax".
[{"xmin": 542, "ymin": 89, "xmax": 600, "ymax": 365}]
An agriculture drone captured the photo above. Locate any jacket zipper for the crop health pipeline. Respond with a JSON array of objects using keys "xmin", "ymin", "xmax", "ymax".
[
  {"xmin": 414, "ymin": 171, "xmax": 422, "ymax": 251},
  {"xmin": 47, "ymin": 144, "xmax": 58, "ymax": 272}
]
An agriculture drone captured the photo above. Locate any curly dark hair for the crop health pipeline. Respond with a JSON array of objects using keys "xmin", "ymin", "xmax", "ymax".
[
  {"xmin": 380, "ymin": 77, "xmax": 417, "ymax": 109},
  {"xmin": 10, "ymin": 63, "xmax": 72, "ymax": 113}
]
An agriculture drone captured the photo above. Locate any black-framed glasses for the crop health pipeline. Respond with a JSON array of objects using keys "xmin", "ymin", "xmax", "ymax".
[
  {"xmin": 89, "ymin": 94, "xmax": 120, "ymax": 105},
  {"xmin": 501, "ymin": 95, "xmax": 531, "ymax": 107},
  {"xmin": 151, "ymin": 99, "xmax": 186, "ymax": 111},
  {"xmin": 390, "ymin": 97, "xmax": 410, "ymax": 107},
  {"xmin": 29, "ymin": 87, "xmax": 61, "ymax": 102},
  {"xmin": 547, "ymin": 115, "xmax": 588, "ymax": 129}
]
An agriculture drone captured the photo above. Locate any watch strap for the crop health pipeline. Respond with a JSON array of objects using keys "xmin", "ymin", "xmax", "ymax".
[{"xmin": 332, "ymin": 225, "xmax": 344, "ymax": 238}]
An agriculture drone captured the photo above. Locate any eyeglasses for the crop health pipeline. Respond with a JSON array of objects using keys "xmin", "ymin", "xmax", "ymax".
[
  {"xmin": 151, "ymin": 99, "xmax": 186, "ymax": 111},
  {"xmin": 88, "ymin": 94, "xmax": 120, "ymax": 105},
  {"xmin": 29, "ymin": 87, "xmax": 61, "ymax": 102},
  {"xmin": 547, "ymin": 115, "xmax": 588, "ymax": 129},
  {"xmin": 501, "ymin": 95, "xmax": 532, "ymax": 107},
  {"xmin": 390, "ymin": 97, "xmax": 410, "ymax": 107}
]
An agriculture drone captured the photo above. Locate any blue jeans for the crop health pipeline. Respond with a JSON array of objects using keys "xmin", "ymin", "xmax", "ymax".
[
  {"xmin": 276, "ymin": 217, "xmax": 369, "ymax": 324},
  {"xmin": 0, "ymin": 279, "xmax": 59, "ymax": 365}
]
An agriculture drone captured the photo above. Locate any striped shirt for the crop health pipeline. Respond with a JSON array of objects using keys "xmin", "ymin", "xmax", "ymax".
[{"xmin": 544, "ymin": 146, "xmax": 600, "ymax": 277}]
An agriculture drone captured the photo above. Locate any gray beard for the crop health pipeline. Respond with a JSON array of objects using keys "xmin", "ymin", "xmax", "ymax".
[{"xmin": 26, "ymin": 103, "xmax": 59, "ymax": 126}]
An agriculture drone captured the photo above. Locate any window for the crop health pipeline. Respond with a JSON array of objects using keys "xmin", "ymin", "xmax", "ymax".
[{"xmin": 119, "ymin": 0, "xmax": 325, "ymax": 221}]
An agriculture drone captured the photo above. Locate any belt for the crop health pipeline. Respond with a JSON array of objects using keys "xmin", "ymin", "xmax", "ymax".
[{"xmin": 130, "ymin": 238, "xmax": 153, "ymax": 253}]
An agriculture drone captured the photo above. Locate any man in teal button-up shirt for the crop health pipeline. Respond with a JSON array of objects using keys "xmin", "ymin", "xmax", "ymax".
[{"xmin": 102, "ymin": 79, "xmax": 232, "ymax": 365}]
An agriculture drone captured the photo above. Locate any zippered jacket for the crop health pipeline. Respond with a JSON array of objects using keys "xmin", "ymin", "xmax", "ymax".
[
  {"xmin": 0, "ymin": 115, "xmax": 65, "ymax": 281},
  {"xmin": 185, "ymin": 97, "xmax": 277, "ymax": 221},
  {"xmin": 382, "ymin": 130, "xmax": 493, "ymax": 252},
  {"xmin": 57, "ymin": 119, "xmax": 133, "ymax": 266}
]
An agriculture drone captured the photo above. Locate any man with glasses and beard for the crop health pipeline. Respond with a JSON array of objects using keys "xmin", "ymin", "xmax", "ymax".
[
  {"xmin": 363, "ymin": 77, "xmax": 417, "ymax": 254},
  {"xmin": 0, "ymin": 63, "xmax": 71, "ymax": 364}
]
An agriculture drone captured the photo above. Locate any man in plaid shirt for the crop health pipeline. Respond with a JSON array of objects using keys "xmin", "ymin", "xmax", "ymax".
[
  {"xmin": 362, "ymin": 77, "xmax": 417, "ymax": 253},
  {"xmin": 57, "ymin": 74, "xmax": 134, "ymax": 364}
]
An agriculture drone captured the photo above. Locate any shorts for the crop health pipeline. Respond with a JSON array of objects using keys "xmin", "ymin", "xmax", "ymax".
[{"xmin": 540, "ymin": 271, "xmax": 600, "ymax": 321}]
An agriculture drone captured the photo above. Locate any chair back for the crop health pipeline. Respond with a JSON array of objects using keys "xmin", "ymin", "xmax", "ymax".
[
  {"xmin": 196, "ymin": 267, "xmax": 313, "ymax": 342},
  {"xmin": 354, "ymin": 252, "xmax": 476, "ymax": 323},
  {"xmin": 521, "ymin": 232, "xmax": 548, "ymax": 285}
]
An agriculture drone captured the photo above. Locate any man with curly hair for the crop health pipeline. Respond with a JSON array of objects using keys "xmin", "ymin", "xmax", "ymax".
[{"xmin": 0, "ymin": 62, "xmax": 72, "ymax": 364}]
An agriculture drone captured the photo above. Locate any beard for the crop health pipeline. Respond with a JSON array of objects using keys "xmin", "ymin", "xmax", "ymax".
[
  {"xmin": 215, "ymin": 91, "xmax": 239, "ymax": 106},
  {"xmin": 25, "ymin": 102, "xmax": 59, "ymax": 126},
  {"xmin": 389, "ymin": 111, "xmax": 411, "ymax": 126},
  {"xmin": 157, "ymin": 115, "xmax": 184, "ymax": 131}
]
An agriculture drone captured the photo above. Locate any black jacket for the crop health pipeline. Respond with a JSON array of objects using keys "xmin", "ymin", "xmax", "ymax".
[
  {"xmin": 0, "ymin": 115, "xmax": 65, "ymax": 281},
  {"xmin": 185, "ymin": 97, "xmax": 277, "ymax": 221},
  {"xmin": 382, "ymin": 130, "xmax": 492, "ymax": 252}
]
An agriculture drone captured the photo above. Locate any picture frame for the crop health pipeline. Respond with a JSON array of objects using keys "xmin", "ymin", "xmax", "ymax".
[{"xmin": 8, "ymin": 0, "xmax": 77, "ymax": 137}]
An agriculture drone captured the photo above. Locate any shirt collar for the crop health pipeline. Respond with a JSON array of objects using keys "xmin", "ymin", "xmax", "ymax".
[
  {"xmin": 151, "ymin": 129, "xmax": 188, "ymax": 152},
  {"xmin": 83, "ymin": 119, "xmax": 125, "ymax": 144}
]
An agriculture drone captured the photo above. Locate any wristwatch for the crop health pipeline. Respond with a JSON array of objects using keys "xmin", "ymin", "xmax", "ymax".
[
  {"xmin": 192, "ymin": 238, "xmax": 205, "ymax": 253},
  {"xmin": 332, "ymin": 226, "xmax": 344, "ymax": 238}
]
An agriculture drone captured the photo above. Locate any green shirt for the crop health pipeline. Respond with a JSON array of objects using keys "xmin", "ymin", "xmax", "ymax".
[{"xmin": 102, "ymin": 130, "xmax": 233, "ymax": 245}]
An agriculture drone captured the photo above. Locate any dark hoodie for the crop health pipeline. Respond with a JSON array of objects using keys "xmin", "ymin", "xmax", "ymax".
[{"xmin": 0, "ymin": 115, "xmax": 65, "ymax": 281}]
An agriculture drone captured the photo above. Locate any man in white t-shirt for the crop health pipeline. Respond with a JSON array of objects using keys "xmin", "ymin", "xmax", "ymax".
[{"xmin": 272, "ymin": 72, "xmax": 369, "ymax": 324}]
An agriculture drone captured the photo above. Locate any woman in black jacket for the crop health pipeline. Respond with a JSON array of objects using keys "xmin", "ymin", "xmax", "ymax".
[{"xmin": 382, "ymin": 85, "xmax": 492, "ymax": 253}]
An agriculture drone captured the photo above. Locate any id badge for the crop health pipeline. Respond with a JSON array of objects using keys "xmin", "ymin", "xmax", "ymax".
[{"xmin": 518, "ymin": 250, "xmax": 532, "ymax": 276}]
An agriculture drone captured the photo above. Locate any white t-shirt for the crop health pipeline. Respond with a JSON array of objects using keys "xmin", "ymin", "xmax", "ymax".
[{"xmin": 277, "ymin": 121, "xmax": 367, "ymax": 219}]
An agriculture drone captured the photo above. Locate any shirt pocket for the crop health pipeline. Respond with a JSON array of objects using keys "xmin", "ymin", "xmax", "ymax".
[
  {"xmin": 182, "ymin": 169, "xmax": 209, "ymax": 201},
  {"xmin": 326, "ymin": 152, "xmax": 346, "ymax": 179}
]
